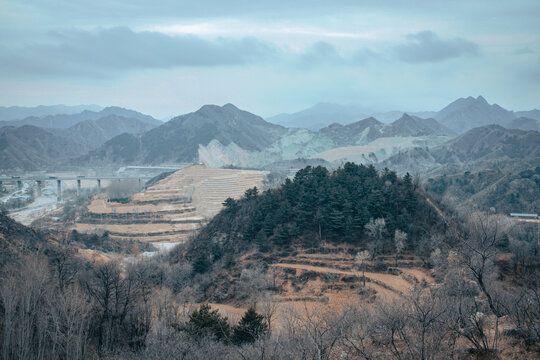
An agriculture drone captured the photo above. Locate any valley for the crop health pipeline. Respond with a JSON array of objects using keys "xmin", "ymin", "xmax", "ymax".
[
  {"xmin": 2, "ymin": 1, "xmax": 540, "ymax": 357},
  {"xmin": 0, "ymin": 97, "xmax": 538, "ymax": 360}
]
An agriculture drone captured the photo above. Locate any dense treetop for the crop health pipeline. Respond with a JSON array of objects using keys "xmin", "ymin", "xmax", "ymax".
[{"xmin": 182, "ymin": 163, "xmax": 443, "ymax": 266}]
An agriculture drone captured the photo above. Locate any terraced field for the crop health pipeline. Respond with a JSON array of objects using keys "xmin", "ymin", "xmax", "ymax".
[
  {"xmin": 74, "ymin": 165, "xmax": 267, "ymax": 245},
  {"xmin": 269, "ymin": 248, "xmax": 432, "ymax": 302},
  {"xmin": 207, "ymin": 246, "xmax": 434, "ymax": 328}
]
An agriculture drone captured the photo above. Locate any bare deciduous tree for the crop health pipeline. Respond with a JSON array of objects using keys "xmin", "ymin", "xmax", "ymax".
[
  {"xmin": 365, "ymin": 218, "xmax": 386, "ymax": 257},
  {"xmin": 394, "ymin": 230, "xmax": 407, "ymax": 267},
  {"xmin": 355, "ymin": 250, "xmax": 370, "ymax": 287}
]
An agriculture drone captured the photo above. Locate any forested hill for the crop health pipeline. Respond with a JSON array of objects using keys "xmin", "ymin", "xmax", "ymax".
[{"xmin": 179, "ymin": 163, "xmax": 445, "ymax": 265}]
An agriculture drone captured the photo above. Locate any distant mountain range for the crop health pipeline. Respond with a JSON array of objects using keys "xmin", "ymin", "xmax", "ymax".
[
  {"xmin": 82, "ymin": 104, "xmax": 287, "ymax": 165},
  {"xmin": 0, "ymin": 104, "xmax": 103, "ymax": 122},
  {"xmin": 0, "ymin": 106, "xmax": 161, "ymax": 129},
  {"xmin": 56, "ymin": 115, "xmax": 156, "ymax": 151},
  {"xmin": 267, "ymin": 103, "xmax": 371, "ymax": 130},
  {"xmin": 0, "ymin": 97, "xmax": 537, "ymax": 173},
  {"xmin": 82, "ymin": 105, "xmax": 455, "ymax": 168},
  {"xmin": 0, "ymin": 107, "xmax": 161, "ymax": 170},
  {"xmin": 380, "ymin": 125, "xmax": 540, "ymax": 175},
  {"xmin": 319, "ymin": 114, "xmax": 454, "ymax": 144},
  {"xmin": 0, "ymin": 125, "xmax": 84, "ymax": 171},
  {"xmin": 308, "ymin": 114, "xmax": 455, "ymax": 165},
  {"xmin": 268, "ymin": 96, "xmax": 540, "ymax": 133}
]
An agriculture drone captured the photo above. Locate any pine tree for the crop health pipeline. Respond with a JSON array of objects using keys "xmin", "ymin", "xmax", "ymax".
[
  {"xmin": 272, "ymin": 224, "xmax": 290, "ymax": 246},
  {"xmin": 222, "ymin": 197, "xmax": 237, "ymax": 210},
  {"xmin": 255, "ymin": 230, "xmax": 269, "ymax": 252},
  {"xmin": 244, "ymin": 187, "xmax": 258, "ymax": 200},
  {"xmin": 232, "ymin": 308, "xmax": 268, "ymax": 345},
  {"xmin": 177, "ymin": 304, "xmax": 231, "ymax": 342},
  {"xmin": 192, "ymin": 253, "xmax": 210, "ymax": 274}
]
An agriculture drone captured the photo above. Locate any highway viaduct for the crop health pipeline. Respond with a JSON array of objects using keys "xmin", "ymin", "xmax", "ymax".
[{"xmin": 0, "ymin": 175, "xmax": 153, "ymax": 200}]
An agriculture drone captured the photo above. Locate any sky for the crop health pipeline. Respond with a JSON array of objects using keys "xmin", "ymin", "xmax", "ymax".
[{"xmin": 0, "ymin": 0, "xmax": 539, "ymax": 119}]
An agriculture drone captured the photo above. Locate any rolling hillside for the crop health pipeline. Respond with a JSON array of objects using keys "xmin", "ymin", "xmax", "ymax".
[
  {"xmin": 59, "ymin": 115, "xmax": 156, "ymax": 151},
  {"xmin": 380, "ymin": 125, "xmax": 540, "ymax": 175},
  {"xmin": 0, "ymin": 125, "xmax": 85, "ymax": 171},
  {"xmin": 83, "ymin": 104, "xmax": 288, "ymax": 165}
]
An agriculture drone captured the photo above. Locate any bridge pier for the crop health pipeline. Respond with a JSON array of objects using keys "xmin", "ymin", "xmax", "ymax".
[
  {"xmin": 77, "ymin": 179, "xmax": 81, "ymax": 197},
  {"xmin": 97, "ymin": 179, "xmax": 101, "ymax": 193},
  {"xmin": 36, "ymin": 180, "xmax": 42, "ymax": 197},
  {"xmin": 17, "ymin": 180, "xmax": 22, "ymax": 190},
  {"xmin": 56, "ymin": 179, "xmax": 62, "ymax": 201}
]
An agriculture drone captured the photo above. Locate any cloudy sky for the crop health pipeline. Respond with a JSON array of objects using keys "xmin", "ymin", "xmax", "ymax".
[{"xmin": 0, "ymin": 0, "xmax": 539, "ymax": 118}]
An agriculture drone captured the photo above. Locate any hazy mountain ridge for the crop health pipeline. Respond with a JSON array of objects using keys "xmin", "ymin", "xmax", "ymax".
[
  {"xmin": 311, "ymin": 135, "xmax": 451, "ymax": 166},
  {"xmin": 0, "ymin": 106, "xmax": 161, "ymax": 129},
  {"xmin": 383, "ymin": 114, "xmax": 455, "ymax": 137},
  {"xmin": 436, "ymin": 96, "xmax": 514, "ymax": 132},
  {"xmin": 82, "ymin": 104, "xmax": 287, "ymax": 165},
  {"xmin": 432, "ymin": 125, "xmax": 539, "ymax": 161},
  {"xmin": 319, "ymin": 117, "xmax": 384, "ymax": 145},
  {"xmin": 318, "ymin": 114, "xmax": 453, "ymax": 146},
  {"xmin": 504, "ymin": 117, "xmax": 540, "ymax": 132},
  {"xmin": 59, "ymin": 115, "xmax": 156, "ymax": 151},
  {"xmin": 85, "ymin": 105, "xmax": 456, "ymax": 168},
  {"xmin": 0, "ymin": 125, "xmax": 85, "ymax": 171},
  {"xmin": 267, "ymin": 102, "xmax": 370, "ymax": 130},
  {"xmin": 0, "ymin": 112, "xmax": 158, "ymax": 170},
  {"xmin": 306, "ymin": 114, "xmax": 454, "ymax": 165},
  {"xmin": 380, "ymin": 125, "xmax": 540, "ymax": 176},
  {"xmin": 515, "ymin": 109, "xmax": 540, "ymax": 121},
  {"xmin": 425, "ymin": 167, "xmax": 540, "ymax": 213},
  {"xmin": 267, "ymin": 96, "xmax": 539, "ymax": 133},
  {"xmin": 82, "ymin": 105, "xmax": 458, "ymax": 169},
  {"xmin": 0, "ymin": 104, "xmax": 103, "ymax": 122},
  {"xmin": 2, "ymin": 98, "xmax": 537, "ymax": 172}
]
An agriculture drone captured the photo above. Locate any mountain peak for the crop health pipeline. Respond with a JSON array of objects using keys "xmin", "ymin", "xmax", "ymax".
[
  {"xmin": 195, "ymin": 104, "xmax": 245, "ymax": 117},
  {"xmin": 102, "ymin": 106, "xmax": 126, "ymax": 111},
  {"xmin": 222, "ymin": 103, "xmax": 240, "ymax": 111},
  {"xmin": 476, "ymin": 95, "xmax": 487, "ymax": 103},
  {"xmin": 436, "ymin": 95, "xmax": 514, "ymax": 133},
  {"xmin": 198, "ymin": 104, "xmax": 221, "ymax": 112},
  {"xmin": 452, "ymin": 95, "xmax": 490, "ymax": 107},
  {"xmin": 399, "ymin": 113, "xmax": 416, "ymax": 121},
  {"xmin": 385, "ymin": 113, "xmax": 454, "ymax": 137}
]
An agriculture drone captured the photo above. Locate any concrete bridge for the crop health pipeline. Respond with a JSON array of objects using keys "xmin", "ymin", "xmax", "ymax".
[{"xmin": 0, "ymin": 175, "xmax": 154, "ymax": 200}]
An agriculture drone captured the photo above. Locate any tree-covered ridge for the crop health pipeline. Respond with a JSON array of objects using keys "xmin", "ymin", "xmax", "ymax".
[
  {"xmin": 425, "ymin": 167, "xmax": 540, "ymax": 213},
  {"xmin": 185, "ymin": 163, "xmax": 443, "ymax": 262}
]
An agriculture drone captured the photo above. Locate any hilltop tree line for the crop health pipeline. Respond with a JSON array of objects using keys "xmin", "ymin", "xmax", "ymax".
[
  {"xmin": 425, "ymin": 167, "xmax": 540, "ymax": 214},
  {"xmin": 183, "ymin": 163, "xmax": 443, "ymax": 268}
]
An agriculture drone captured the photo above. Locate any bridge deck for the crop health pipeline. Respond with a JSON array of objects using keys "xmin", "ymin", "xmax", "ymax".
[{"xmin": 0, "ymin": 176, "xmax": 153, "ymax": 181}]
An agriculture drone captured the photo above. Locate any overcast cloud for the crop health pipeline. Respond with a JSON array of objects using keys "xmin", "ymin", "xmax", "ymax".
[
  {"xmin": 0, "ymin": 0, "xmax": 538, "ymax": 117},
  {"xmin": 0, "ymin": 27, "xmax": 278, "ymax": 77},
  {"xmin": 394, "ymin": 31, "xmax": 479, "ymax": 63}
]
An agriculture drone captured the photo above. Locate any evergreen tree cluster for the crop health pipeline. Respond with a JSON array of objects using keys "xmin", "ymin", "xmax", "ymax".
[
  {"xmin": 183, "ymin": 163, "xmax": 441, "ymax": 266},
  {"xmin": 173, "ymin": 304, "xmax": 268, "ymax": 345},
  {"xmin": 247, "ymin": 163, "xmax": 419, "ymax": 246}
]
